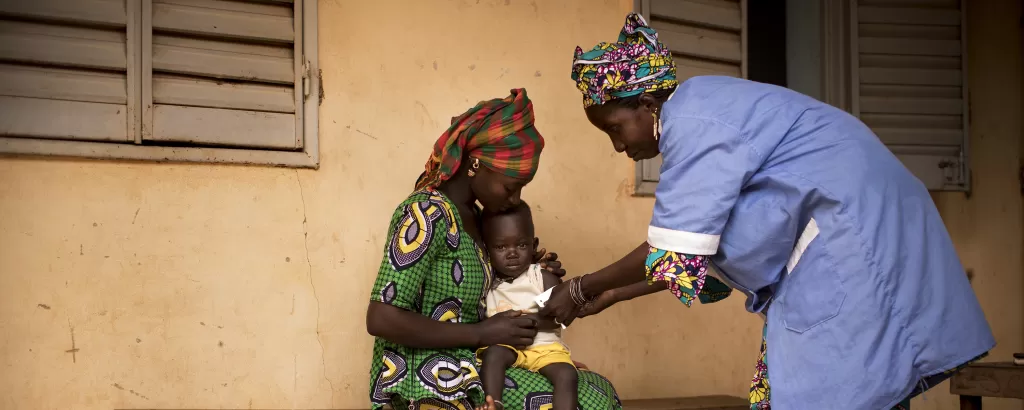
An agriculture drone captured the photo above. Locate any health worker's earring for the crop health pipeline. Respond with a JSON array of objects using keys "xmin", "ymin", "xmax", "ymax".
[
  {"xmin": 467, "ymin": 158, "xmax": 481, "ymax": 177},
  {"xmin": 652, "ymin": 109, "xmax": 662, "ymax": 141}
]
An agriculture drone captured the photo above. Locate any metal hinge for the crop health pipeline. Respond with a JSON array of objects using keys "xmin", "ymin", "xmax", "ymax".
[
  {"xmin": 938, "ymin": 156, "xmax": 966, "ymax": 187},
  {"xmin": 302, "ymin": 60, "xmax": 311, "ymax": 99}
]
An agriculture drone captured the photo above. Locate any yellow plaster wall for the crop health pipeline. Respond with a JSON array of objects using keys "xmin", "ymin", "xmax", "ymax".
[{"xmin": 0, "ymin": 0, "xmax": 1018, "ymax": 409}]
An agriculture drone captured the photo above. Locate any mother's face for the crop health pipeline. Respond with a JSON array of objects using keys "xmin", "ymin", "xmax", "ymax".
[
  {"xmin": 470, "ymin": 166, "xmax": 528, "ymax": 212},
  {"xmin": 584, "ymin": 102, "xmax": 660, "ymax": 161}
]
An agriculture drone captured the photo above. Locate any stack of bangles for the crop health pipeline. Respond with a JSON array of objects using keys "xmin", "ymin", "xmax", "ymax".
[
  {"xmin": 569, "ymin": 275, "xmax": 593, "ymax": 307},
  {"xmin": 551, "ymin": 275, "xmax": 595, "ymax": 328}
]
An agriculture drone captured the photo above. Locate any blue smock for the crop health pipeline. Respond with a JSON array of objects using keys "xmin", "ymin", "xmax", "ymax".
[{"xmin": 648, "ymin": 76, "xmax": 994, "ymax": 409}]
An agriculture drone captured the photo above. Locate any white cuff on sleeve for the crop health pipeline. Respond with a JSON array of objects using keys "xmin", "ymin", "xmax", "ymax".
[{"xmin": 647, "ymin": 225, "xmax": 720, "ymax": 255}]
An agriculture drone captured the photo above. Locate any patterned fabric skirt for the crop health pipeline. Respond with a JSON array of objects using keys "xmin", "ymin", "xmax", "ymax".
[
  {"xmin": 748, "ymin": 324, "xmax": 985, "ymax": 410},
  {"xmin": 371, "ymin": 345, "xmax": 622, "ymax": 410}
]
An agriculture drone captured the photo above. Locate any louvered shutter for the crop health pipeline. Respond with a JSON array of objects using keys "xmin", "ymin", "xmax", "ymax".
[
  {"xmin": 0, "ymin": 0, "xmax": 139, "ymax": 142},
  {"xmin": 634, "ymin": 0, "xmax": 747, "ymax": 195},
  {"xmin": 851, "ymin": 0, "xmax": 968, "ymax": 191},
  {"xmin": 144, "ymin": 0, "xmax": 306, "ymax": 150}
]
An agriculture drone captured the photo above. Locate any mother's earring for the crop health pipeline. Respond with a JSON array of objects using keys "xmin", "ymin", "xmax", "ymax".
[{"xmin": 467, "ymin": 158, "xmax": 481, "ymax": 177}]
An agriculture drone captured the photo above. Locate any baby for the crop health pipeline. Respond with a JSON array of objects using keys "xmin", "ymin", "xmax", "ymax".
[{"xmin": 477, "ymin": 201, "xmax": 577, "ymax": 410}]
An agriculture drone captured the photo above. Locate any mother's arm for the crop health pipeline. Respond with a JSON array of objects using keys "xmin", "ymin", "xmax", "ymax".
[
  {"xmin": 367, "ymin": 302, "xmax": 538, "ymax": 349},
  {"xmin": 366, "ymin": 302, "xmax": 481, "ymax": 349}
]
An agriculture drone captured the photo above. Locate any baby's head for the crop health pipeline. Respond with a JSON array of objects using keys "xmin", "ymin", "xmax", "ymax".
[{"xmin": 482, "ymin": 201, "xmax": 537, "ymax": 279}]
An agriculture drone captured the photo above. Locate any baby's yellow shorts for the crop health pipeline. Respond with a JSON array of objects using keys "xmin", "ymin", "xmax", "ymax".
[{"xmin": 477, "ymin": 343, "xmax": 574, "ymax": 372}]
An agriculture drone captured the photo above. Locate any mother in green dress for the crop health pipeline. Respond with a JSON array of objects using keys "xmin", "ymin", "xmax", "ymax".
[{"xmin": 365, "ymin": 89, "xmax": 622, "ymax": 410}]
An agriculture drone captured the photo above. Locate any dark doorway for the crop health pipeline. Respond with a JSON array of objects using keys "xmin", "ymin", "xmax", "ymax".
[{"xmin": 747, "ymin": 0, "xmax": 788, "ymax": 87}]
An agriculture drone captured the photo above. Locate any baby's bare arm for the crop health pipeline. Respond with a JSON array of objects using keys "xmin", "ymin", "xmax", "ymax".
[{"xmin": 530, "ymin": 270, "xmax": 565, "ymax": 330}]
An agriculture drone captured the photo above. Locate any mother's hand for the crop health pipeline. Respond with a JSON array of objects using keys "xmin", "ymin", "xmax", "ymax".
[
  {"xmin": 475, "ymin": 310, "xmax": 537, "ymax": 349},
  {"xmin": 539, "ymin": 280, "xmax": 580, "ymax": 326},
  {"xmin": 533, "ymin": 243, "xmax": 566, "ymax": 278}
]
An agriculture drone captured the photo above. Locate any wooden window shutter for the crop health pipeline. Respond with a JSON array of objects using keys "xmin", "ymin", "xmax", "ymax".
[
  {"xmin": 851, "ymin": 0, "xmax": 968, "ymax": 191},
  {"xmin": 0, "ymin": 0, "xmax": 140, "ymax": 142},
  {"xmin": 143, "ymin": 0, "xmax": 306, "ymax": 150},
  {"xmin": 633, "ymin": 0, "xmax": 747, "ymax": 196}
]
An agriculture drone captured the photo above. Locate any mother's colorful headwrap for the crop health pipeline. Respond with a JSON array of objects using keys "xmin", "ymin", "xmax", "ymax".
[
  {"xmin": 571, "ymin": 13, "xmax": 678, "ymax": 107},
  {"xmin": 414, "ymin": 88, "xmax": 545, "ymax": 191}
]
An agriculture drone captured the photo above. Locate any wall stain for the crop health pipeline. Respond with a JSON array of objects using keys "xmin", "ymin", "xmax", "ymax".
[
  {"xmin": 414, "ymin": 100, "xmax": 438, "ymax": 128},
  {"xmin": 616, "ymin": 178, "xmax": 635, "ymax": 200},
  {"xmin": 355, "ymin": 129, "xmax": 378, "ymax": 140},
  {"xmin": 318, "ymin": 69, "xmax": 324, "ymax": 105},
  {"xmin": 128, "ymin": 389, "xmax": 149, "ymax": 400},
  {"xmin": 112, "ymin": 383, "xmax": 150, "ymax": 400},
  {"xmin": 37, "ymin": 304, "xmax": 50, "ymax": 310}
]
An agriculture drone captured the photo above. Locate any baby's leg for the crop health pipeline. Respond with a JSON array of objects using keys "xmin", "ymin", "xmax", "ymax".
[
  {"xmin": 480, "ymin": 346, "xmax": 518, "ymax": 408},
  {"xmin": 538, "ymin": 363, "xmax": 578, "ymax": 410}
]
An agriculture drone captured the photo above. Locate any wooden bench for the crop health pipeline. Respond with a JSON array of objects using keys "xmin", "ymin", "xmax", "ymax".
[
  {"xmin": 372, "ymin": 395, "xmax": 749, "ymax": 410},
  {"xmin": 950, "ymin": 362, "xmax": 1024, "ymax": 409},
  {"xmin": 621, "ymin": 396, "xmax": 748, "ymax": 410}
]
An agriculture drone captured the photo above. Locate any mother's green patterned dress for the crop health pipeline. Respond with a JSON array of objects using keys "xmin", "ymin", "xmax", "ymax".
[{"xmin": 369, "ymin": 190, "xmax": 622, "ymax": 410}]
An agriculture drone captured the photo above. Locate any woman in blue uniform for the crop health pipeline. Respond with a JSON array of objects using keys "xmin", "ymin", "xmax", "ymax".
[{"xmin": 540, "ymin": 13, "xmax": 994, "ymax": 409}]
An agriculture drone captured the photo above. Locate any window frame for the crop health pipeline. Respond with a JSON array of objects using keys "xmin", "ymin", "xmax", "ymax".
[
  {"xmin": 0, "ymin": 0, "xmax": 321, "ymax": 169},
  {"xmin": 631, "ymin": 0, "xmax": 970, "ymax": 194},
  {"xmin": 844, "ymin": 0, "xmax": 970, "ymax": 192}
]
